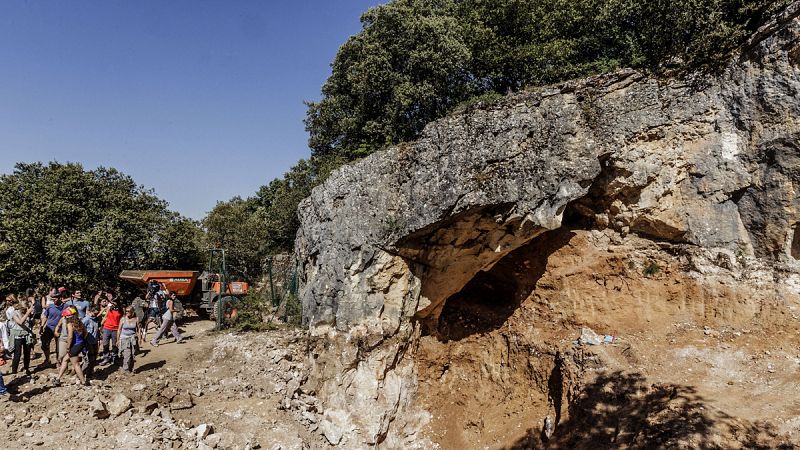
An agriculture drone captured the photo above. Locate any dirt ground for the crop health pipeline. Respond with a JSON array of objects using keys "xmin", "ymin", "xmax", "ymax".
[
  {"xmin": 416, "ymin": 229, "xmax": 800, "ymax": 449},
  {"xmin": 0, "ymin": 318, "xmax": 322, "ymax": 450}
]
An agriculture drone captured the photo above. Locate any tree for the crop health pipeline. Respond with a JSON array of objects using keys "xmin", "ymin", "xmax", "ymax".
[
  {"xmin": 202, "ymin": 196, "xmax": 268, "ymax": 281},
  {"xmin": 306, "ymin": 0, "xmax": 790, "ymax": 159},
  {"xmin": 0, "ymin": 162, "xmax": 204, "ymax": 293},
  {"xmin": 255, "ymin": 153, "xmax": 346, "ymax": 254},
  {"xmin": 305, "ymin": 0, "xmax": 473, "ymax": 159}
]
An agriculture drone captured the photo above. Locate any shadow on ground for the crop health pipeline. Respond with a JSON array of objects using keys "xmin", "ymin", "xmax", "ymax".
[
  {"xmin": 505, "ymin": 371, "xmax": 793, "ymax": 449},
  {"xmin": 136, "ymin": 360, "xmax": 166, "ymax": 374}
]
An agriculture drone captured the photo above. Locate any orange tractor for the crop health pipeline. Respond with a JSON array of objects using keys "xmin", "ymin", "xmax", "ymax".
[{"xmin": 119, "ymin": 269, "xmax": 248, "ymax": 320}]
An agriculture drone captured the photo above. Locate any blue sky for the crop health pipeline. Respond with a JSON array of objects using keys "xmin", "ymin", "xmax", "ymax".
[{"xmin": 0, "ymin": 1, "xmax": 383, "ymax": 219}]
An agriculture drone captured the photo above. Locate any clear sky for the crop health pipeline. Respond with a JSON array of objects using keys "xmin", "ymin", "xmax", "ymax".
[{"xmin": 0, "ymin": 1, "xmax": 383, "ymax": 219}]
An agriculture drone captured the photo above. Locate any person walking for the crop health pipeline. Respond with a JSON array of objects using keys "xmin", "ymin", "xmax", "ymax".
[
  {"xmin": 5, "ymin": 294, "xmax": 34, "ymax": 377},
  {"xmin": 81, "ymin": 306, "xmax": 100, "ymax": 379},
  {"xmin": 131, "ymin": 295, "xmax": 146, "ymax": 339},
  {"xmin": 143, "ymin": 291, "xmax": 163, "ymax": 340},
  {"xmin": 100, "ymin": 298, "xmax": 122, "ymax": 365},
  {"xmin": 40, "ymin": 292, "xmax": 65, "ymax": 367},
  {"xmin": 54, "ymin": 309, "xmax": 88, "ymax": 386},
  {"xmin": 118, "ymin": 307, "xmax": 142, "ymax": 373},
  {"xmin": 151, "ymin": 292, "xmax": 183, "ymax": 347},
  {"xmin": 55, "ymin": 291, "xmax": 73, "ymax": 364}
]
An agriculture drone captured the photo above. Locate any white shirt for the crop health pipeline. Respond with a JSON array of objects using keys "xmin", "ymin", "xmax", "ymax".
[
  {"xmin": 5, "ymin": 306, "xmax": 23, "ymax": 331},
  {"xmin": 162, "ymin": 299, "xmax": 173, "ymax": 321}
]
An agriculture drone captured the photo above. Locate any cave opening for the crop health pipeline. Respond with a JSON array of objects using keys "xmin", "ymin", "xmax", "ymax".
[
  {"xmin": 427, "ymin": 158, "xmax": 622, "ymax": 341},
  {"xmin": 433, "ymin": 225, "xmax": 577, "ymax": 341}
]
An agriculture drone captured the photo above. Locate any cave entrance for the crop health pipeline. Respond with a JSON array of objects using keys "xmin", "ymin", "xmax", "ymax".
[
  {"xmin": 409, "ymin": 183, "xmax": 605, "ymax": 341},
  {"xmin": 434, "ymin": 227, "xmax": 576, "ymax": 341},
  {"xmin": 791, "ymin": 226, "xmax": 800, "ymax": 259}
]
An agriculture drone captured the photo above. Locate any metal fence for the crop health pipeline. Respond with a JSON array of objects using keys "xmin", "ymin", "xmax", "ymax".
[{"xmin": 264, "ymin": 254, "xmax": 300, "ymax": 323}]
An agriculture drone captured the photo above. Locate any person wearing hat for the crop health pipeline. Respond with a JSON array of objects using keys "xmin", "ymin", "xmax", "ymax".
[
  {"xmin": 39, "ymin": 291, "xmax": 65, "ymax": 367},
  {"xmin": 53, "ymin": 306, "xmax": 88, "ymax": 386}
]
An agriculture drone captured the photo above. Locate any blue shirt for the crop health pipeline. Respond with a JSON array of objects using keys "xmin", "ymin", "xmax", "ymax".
[
  {"xmin": 65, "ymin": 299, "xmax": 90, "ymax": 319},
  {"xmin": 82, "ymin": 316, "xmax": 99, "ymax": 342},
  {"xmin": 44, "ymin": 303, "xmax": 64, "ymax": 331}
]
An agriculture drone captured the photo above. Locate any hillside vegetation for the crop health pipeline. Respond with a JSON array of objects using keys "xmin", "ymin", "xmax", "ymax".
[
  {"xmin": 0, "ymin": 162, "xmax": 205, "ymax": 292},
  {"xmin": 207, "ymin": 0, "xmax": 789, "ymax": 269}
]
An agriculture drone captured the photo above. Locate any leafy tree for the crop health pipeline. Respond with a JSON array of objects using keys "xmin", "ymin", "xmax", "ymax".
[
  {"xmin": 306, "ymin": 0, "xmax": 790, "ymax": 158},
  {"xmin": 0, "ymin": 162, "xmax": 204, "ymax": 293},
  {"xmin": 151, "ymin": 213, "xmax": 206, "ymax": 270},
  {"xmin": 255, "ymin": 153, "xmax": 346, "ymax": 253},
  {"xmin": 305, "ymin": 0, "xmax": 472, "ymax": 159},
  {"xmin": 202, "ymin": 196, "xmax": 268, "ymax": 281}
]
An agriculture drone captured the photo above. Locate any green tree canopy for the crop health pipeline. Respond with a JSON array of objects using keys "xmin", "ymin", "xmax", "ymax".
[
  {"xmin": 202, "ymin": 196, "xmax": 268, "ymax": 281},
  {"xmin": 306, "ymin": 0, "xmax": 789, "ymax": 159},
  {"xmin": 203, "ymin": 153, "xmax": 345, "ymax": 278},
  {"xmin": 0, "ymin": 162, "xmax": 204, "ymax": 293}
]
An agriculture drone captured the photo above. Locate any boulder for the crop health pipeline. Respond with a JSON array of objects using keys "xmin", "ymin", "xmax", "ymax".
[
  {"xmin": 107, "ymin": 394, "xmax": 132, "ymax": 417},
  {"xmin": 194, "ymin": 423, "xmax": 213, "ymax": 440},
  {"xmin": 170, "ymin": 392, "xmax": 194, "ymax": 410},
  {"xmin": 89, "ymin": 398, "xmax": 109, "ymax": 419},
  {"xmin": 319, "ymin": 409, "xmax": 352, "ymax": 446},
  {"xmin": 204, "ymin": 433, "xmax": 222, "ymax": 448}
]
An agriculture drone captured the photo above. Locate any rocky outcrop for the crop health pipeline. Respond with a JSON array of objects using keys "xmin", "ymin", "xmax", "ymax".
[{"xmin": 295, "ymin": 4, "xmax": 800, "ymax": 447}]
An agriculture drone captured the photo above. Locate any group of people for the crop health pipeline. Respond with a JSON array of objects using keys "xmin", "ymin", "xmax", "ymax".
[{"xmin": 0, "ymin": 283, "xmax": 185, "ymax": 398}]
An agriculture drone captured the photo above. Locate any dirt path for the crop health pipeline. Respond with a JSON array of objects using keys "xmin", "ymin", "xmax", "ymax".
[{"xmin": 0, "ymin": 318, "xmax": 321, "ymax": 450}]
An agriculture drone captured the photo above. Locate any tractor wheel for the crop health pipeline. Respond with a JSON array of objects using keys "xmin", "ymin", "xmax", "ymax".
[{"xmin": 210, "ymin": 296, "xmax": 239, "ymax": 325}]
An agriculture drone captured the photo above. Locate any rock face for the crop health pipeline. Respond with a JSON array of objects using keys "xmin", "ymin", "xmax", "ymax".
[{"xmin": 295, "ymin": 4, "xmax": 800, "ymax": 447}]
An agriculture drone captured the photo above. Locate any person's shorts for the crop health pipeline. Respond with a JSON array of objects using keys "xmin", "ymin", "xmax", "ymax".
[
  {"xmin": 148, "ymin": 308, "xmax": 161, "ymax": 319},
  {"xmin": 41, "ymin": 327, "xmax": 55, "ymax": 348},
  {"xmin": 57, "ymin": 339, "xmax": 69, "ymax": 360},
  {"xmin": 69, "ymin": 342, "xmax": 85, "ymax": 357}
]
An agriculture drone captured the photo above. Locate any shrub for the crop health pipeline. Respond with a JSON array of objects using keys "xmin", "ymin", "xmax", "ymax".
[
  {"xmin": 643, "ymin": 260, "xmax": 662, "ymax": 277},
  {"xmin": 234, "ymin": 292, "xmax": 276, "ymax": 332}
]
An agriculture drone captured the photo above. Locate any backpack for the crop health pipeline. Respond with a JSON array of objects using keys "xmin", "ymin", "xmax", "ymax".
[{"xmin": 173, "ymin": 298, "xmax": 185, "ymax": 321}]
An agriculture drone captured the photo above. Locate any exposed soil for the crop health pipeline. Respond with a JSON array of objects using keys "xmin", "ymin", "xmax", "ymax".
[
  {"xmin": 416, "ymin": 229, "xmax": 800, "ymax": 449},
  {"xmin": 5, "ymin": 230, "xmax": 800, "ymax": 450},
  {"xmin": 0, "ymin": 319, "xmax": 321, "ymax": 450}
]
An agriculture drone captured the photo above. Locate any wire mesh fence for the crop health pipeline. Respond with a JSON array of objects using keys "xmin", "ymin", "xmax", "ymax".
[{"xmin": 228, "ymin": 254, "xmax": 301, "ymax": 330}]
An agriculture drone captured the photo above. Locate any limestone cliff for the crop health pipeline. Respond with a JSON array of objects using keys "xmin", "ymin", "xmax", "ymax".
[{"xmin": 294, "ymin": 3, "xmax": 800, "ymax": 448}]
